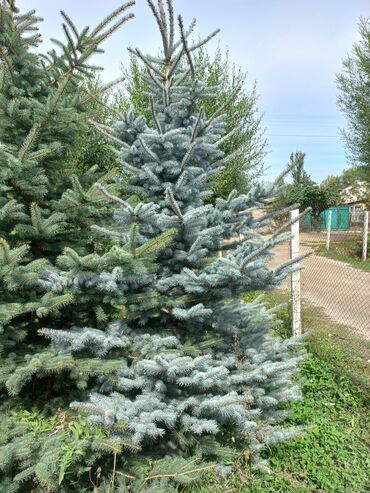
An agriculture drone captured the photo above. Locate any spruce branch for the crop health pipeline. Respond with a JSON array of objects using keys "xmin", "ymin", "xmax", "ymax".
[
  {"xmin": 271, "ymin": 207, "xmax": 312, "ymax": 239},
  {"xmin": 147, "ymin": 0, "xmax": 169, "ymax": 58},
  {"xmin": 172, "ymin": 65, "xmax": 191, "ymax": 86},
  {"xmin": 94, "ymin": 183, "xmax": 134, "ymax": 212},
  {"xmin": 273, "ymin": 251, "xmax": 312, "ymax": 274},
  {"xmin": 60, "ymin": 10, "xmax": 79, "ymax": 41},
  {"xmin": 94, "ymin": 12, "xmax": 134, "ymax": 47},
  {"xmin": 181, "ymin": 142, "xmax": 196, "ymax": 168},
  {"xmin": 135, "ymin": 229, "xmax": 176, "ymax": 257},
  {"xmin": 144, "ymin": 65, "xmax": 164, "ymax": 89},
  {"xmin": 189, "ymin": 29, "xmax": 220, "ymax": 52},
  {"xmin": 166, "ymin": 0, "xmax": 175, "ymax": 53},
  {"xmin": 216, "ymin": 126, "xmax": 238, "ymax": 147},
  {"xmin": 257, "ymin": 203, "xmax": 300, "ymax": 225},
  {"xmin": 89, "ymin": 1, "xmax": 135, "ymax": 39},
  {"xmin": 27, "ymin": 148, "xmax": 51, "ymax": 162},
  {"xmin": 240, "ymin": 240, "xmax": 276, "ymax": 271},
  {"xmin": 0, "ymin": 47, "xmax": 15, "ymax": 83},
  {"xmin": 138, "ymin": 136, "xmax": 160, "ymax": 163},
  {"xmin": 191, "ymin": 107, "xmax": 205, "ymax": 142},
  {"xmin": 240, "ymin": 207, "xmax": 311, "ymax": 271},
  {"xmin": 167, "ymin": 47, "xmax": 184, "ymax": 80},
  {"xmin": 0, "ymin": 66, "xmax": 5, "ymax": 92},
  {"xmin": 121, "ymin": 161, "xmax": 142, "ymax": 174},
  {"xmin": 129, "ymin": 223, "xmax": 138, "ymax": 254},
  {"xmin": 19, "ymin": 124, "xmax": 41, "ymax": 162},
  {"xmin": 273, "ymin": 157, "xmax": 300, "ymax": 188},
  {"xmin": 150, "ymin": 96, "xmax": 162, "ymax": 133},
  {"xmin": 178, "ymin": 15, "xmax": 195, "ymax": 79},
  {"xmin": 205, "ymin": 83, "xmax": 242, "ymax": 128},
  {"xmin": 128, "ymin": 47, "xmax": 164, "ymax": 79},
  {"xmin": 165, "ymin": 188, "xmax": 183, "ymax": 220},
  {"xmin": 143, "ymin": 165, "xmax": 161, "ymax": 184},
  {"xmin": 172, "ymin": 18, "xmax": 196, "ymax": 52},
  {"xmin": 89, "ymin": 120, "xmax": 130, "ymax": 149}
]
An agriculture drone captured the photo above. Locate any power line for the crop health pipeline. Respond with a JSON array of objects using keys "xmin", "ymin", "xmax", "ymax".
[{"xmin": 267, "ymin": 133, "xmax": 338, "ymax": 138}]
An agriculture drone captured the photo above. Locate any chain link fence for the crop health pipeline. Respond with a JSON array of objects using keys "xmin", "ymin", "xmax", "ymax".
[
  {"xmin": 300, "ymin": 210, "xmax": 369, "ymax": 336},
  {"xmin": 272, "ymin": 208, "xmax": 369, "ymax": 387},
  {"xmin": 220, "ymin": 207, "xmax": 369, "ymax": 385}
]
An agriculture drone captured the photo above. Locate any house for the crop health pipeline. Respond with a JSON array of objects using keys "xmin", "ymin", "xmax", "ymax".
[
  {"xmin": 341, "ymin": 181, "xmax": 369, "ymax": 212},
  {"xmin": 340, "ymin": 181, "xmax": 369, "ymax": 226}
]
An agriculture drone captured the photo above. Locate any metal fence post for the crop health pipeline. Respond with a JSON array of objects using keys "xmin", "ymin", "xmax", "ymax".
[
  {"xmin": 290, "ymin": 209, "xmax": 302, "ymax": 337},
  {"xmin": 326, "ymin": 209, "xmax": 332, "ymax": 251},
  {"xmin": 362, "ymin": 211, "xmax": 369, "ymax": 261}
]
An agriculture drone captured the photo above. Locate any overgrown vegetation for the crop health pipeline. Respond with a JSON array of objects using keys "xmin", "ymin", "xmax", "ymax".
[
  {"xmin": 194, "ymin": 291, "xmax": 370, "ymax": 492},
  {"xmin": 198, "ymin": 354, "xmax": 369, "ymax": 493}
]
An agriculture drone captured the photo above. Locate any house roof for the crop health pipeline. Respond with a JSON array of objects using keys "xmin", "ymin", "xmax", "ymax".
[{"xmin": 341, "ymin": 181, "xmax": 369, "ymax": 205}]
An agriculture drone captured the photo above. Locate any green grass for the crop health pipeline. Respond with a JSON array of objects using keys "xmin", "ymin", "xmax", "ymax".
[
  {"xmin": 190, "ymin": 291, "xmax": 370, "ymax": 493},
  {"xmin": 268, "ymin": 290, "xmax": 370, "ymax": 392},
  {"xmin": 301, "ymin": 303, "xmax": 370, "ymax": 393},
  {"xmin": 310, "ymin": 240, "xmax": 370, "ymax": 272},
  {"xmin": 194, "ymin": 356, "xmax": 369, "ymax": 493}
]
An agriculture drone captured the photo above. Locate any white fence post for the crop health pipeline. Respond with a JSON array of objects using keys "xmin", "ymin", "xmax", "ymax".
[
  {"xmin": 290, "ymin": 209, "xmax": 302, "ymax": 337},
  {"xmin": 362, "ymin": 211, "xmax": 369, "ymax": 261},
  {"xmin": 326, "ymin": 210, "xmax": 332, "ymax": 251}
]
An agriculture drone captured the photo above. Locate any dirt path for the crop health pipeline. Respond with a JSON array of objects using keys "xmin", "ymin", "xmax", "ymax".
[{"xmin": 272, "ymin": 241, "xmax": 370, "ymax": 341}]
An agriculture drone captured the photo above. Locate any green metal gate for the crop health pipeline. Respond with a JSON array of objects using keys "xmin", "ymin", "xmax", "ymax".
[{"xmin": 303, "ymin": 206, "xmax": 349, "ymax": 231}]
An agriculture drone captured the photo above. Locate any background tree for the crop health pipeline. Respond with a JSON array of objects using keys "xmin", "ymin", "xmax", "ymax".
[
  {"xmin": 337, "ymin": 17, "xmax": 370, "ymax": 167},
  {"xmin": 63, "ymin": 76, "xmax": 120, "ymax": 175},
  {"xmin": 273, "ymin": 151, "xmax": 340, "ymax": 226},
  {"xmin": 321, "ymin": 165, "xmax": 370, "ymax": 209},
  {"xmin": 289, "ymin": 151, "xmax": 313, "ymax": 187}
]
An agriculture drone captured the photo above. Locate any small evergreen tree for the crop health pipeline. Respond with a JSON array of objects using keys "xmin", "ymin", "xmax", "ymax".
[
  {"xmin": 33, "ymin": 1, "xmax": 307, "ymax": 489},
  {"xmin": 0, "ymin": 0, "xmax": 135, "ymax": 407}
]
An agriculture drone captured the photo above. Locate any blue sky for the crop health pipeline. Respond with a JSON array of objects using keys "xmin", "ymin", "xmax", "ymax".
[{"xmin": 18, "ymin": 0, "xmax": 369, "ymax": 182}]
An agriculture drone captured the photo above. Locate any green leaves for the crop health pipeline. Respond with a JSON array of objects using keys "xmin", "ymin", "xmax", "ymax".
[{"xmin": 337, "ymin": 17, "xmax": 370, "ymax": 167}]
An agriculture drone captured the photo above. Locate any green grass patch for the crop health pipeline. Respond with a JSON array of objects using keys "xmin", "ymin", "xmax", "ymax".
[
  {"xmin": 266, "ymin": 289, "xmax": 370, "ymax": 392},
  {"xmin": 191, "ymin": 290, "xmax": 370, "ymax": 493},
  {"xmin": 194, "ymin": 355, "xmax": 369, "ymax": 493},
  {"xmin": 309, "ymin": 239, "xmax": 370, "ymax": 272}
]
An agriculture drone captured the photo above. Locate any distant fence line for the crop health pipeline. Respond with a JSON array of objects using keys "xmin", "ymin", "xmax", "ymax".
[{"xmin": 288, "ymin": 208, "xmax": 369, "ymax": 340}]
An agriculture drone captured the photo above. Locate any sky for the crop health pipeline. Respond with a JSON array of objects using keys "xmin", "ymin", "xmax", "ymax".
[{"xmin": 18, "ymin": 0, "xmax": 369, "ymax": 182}]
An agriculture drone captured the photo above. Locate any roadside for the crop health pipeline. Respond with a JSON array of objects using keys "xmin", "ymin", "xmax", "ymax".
[
  {"xmin": 271, "ymin": 240, "xmax": 370, "ymax": 341},
  {"xmin": 304, "ymin": 233, "xmax": 370, "ymax": 273},
  {"xmin": 267, "ymin": 289, "xmax": 370, "ymax": 392}
]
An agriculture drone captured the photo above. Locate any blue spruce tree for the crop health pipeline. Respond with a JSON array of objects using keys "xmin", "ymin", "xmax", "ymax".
[{"xmin": 29, "ymin": 0, "xmax": 309, "ymax": 489}]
